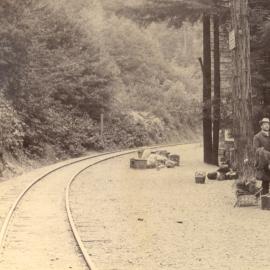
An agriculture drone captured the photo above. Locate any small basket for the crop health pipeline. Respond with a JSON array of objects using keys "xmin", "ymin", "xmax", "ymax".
[
  {"xmin": 235, "ymin": 195, "xmax": 258, "ymax": 207},
  {"xmin": 195, "ymin": 171, "xmax": 206, "ymax": 184}
]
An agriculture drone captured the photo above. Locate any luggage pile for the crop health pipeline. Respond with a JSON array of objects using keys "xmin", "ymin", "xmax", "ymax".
[
  {"xmin": 207, "ymin": 163, "xmax": 238, "ymax": 181},
  {"xmin": 130, "ymin": 149, "xmax": 180, "ymax": 170}
]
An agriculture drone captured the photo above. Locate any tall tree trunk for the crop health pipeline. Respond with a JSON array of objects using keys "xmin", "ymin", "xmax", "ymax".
[
  {"xmin": 203, "ymin": 13, "xmax": 213, "ymax": 164},
  {"xmin": 230, "ymin": 0, "xmax": 254, "ymax": 178},
  {"xmin": 212, "ymin": 14, "xmax": 221, "ymax": 166}
]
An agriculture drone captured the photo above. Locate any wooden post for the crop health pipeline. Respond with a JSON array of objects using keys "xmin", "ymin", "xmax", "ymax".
[
  {"xmin": 183, "ymin": 23, "xmax": 188, "ymax": 55},
  {"xmin": 230, "ymin": 0, "xmax": 254, "ymax": 178},
  {"xmin": 212, "ymin": 14, "xmax": 221, "ymax": 166},
  {"xmin": 100, "ymin": 113, "xmax": 104, "ymax": 137},
  {"xmin": 203, "ymin": 13, "xmax": 213, "ymax": 164}
]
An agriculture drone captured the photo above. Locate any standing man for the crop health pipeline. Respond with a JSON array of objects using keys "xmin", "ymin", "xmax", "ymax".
[{"xmin": 253, "ymin": 118, "xmax": 270, "ymax": 194}]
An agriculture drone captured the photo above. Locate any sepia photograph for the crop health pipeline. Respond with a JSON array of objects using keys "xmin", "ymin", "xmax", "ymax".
[{"xmin": 0, "ymin": 0, "xmax": 270, "ymax": 269}]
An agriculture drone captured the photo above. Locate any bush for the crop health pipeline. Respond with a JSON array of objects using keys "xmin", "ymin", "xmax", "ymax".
[{"xmin": 0, "ymin": 94, "xmax": 24, "ymax": 153}]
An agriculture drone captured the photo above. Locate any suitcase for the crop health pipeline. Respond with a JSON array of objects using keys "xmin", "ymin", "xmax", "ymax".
[{"xmin": 169, "ymin": 154, "xmax": 180, "ymax": 166}]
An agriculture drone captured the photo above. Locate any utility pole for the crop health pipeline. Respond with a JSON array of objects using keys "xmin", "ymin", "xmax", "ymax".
[
  {"xmin": 212, "ymin": 14, "xmax": 221, "ymax": 166},
  {"xmin": 100, "ymin": 113, "xmax": 104, "ymax": 135},
  {"xmin": 230, "ymin": 0, "xmax": 254, "ymax": 178},
  {"xmin": 202, "ymin": 13, "xmax": 213, "ymax": 164}
]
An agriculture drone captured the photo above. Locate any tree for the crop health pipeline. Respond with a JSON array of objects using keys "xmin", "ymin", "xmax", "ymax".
[
  {"xmin": 115, "ymin": 0, "xmax": 214, "ymax": 28},
  {"xmin": 230, "ymin": 0, "xmax": 254, "ymax": 178},
  {"xmin": 202, "ymin": 13, "xmax": 213, "ymax": 164},
  {"xmin": 249, "ymin": 1, "xmax": 270, "ymax": 128}
]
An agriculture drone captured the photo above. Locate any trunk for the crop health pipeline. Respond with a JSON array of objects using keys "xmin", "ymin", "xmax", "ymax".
[
  {"xmin": 203, "ymin": 13, "xmax": 213, "ymax": 164},
  {"xmin": 212, "ymin": 14, "xmax": 221, "ymax": 166},
  {"xmin": 230, "ymin": 0, "xmax": 254, "ymax": 178}
]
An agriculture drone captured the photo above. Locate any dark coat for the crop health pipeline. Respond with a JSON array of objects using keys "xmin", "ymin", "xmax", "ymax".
[
  {"xmin": 253, "ymin": 131, "xmax": 270, "ymax": 181},
  {"xmin": 253, "ymin": 131, "xmax": 270, "ymax": 152}
]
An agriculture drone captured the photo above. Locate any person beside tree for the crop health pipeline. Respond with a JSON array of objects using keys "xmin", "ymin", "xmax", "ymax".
[{"xmin": 253, "ymin": 118, "xmax": 270, "ymax": 195}]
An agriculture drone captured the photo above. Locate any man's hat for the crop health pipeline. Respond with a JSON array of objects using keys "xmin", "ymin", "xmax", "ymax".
[{"xmin": 259, "ymin": 118, "xmax": 270, "ymax": 125}]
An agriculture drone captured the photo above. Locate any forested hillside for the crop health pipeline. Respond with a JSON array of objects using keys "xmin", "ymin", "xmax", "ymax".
[{"xmin": 0, "ymin": 0, "xmax": 202, "ymax": 162}]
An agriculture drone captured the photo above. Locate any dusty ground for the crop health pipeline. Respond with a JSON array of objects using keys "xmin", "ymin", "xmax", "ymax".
[
  {"xmin": 1, "ymin": 144, "xmax": 270, "ymax": 270},
  {"xmin": 71, "ymin": 144, "xmax": 270, "ymax": 270},
  {"xmin": 0, "ymin": 158, "xmax": 98, "ymax": 270},
  {"xmin": 0, "ymin": 150, "xmax": 134, "ymax": 270},
  {"xmin": 0, "ymin": 154, "xmax": 98, "ymax": 231}
]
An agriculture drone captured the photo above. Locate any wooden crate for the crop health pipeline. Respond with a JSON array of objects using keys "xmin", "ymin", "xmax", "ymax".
[
  {"xmin": 130, "ymin": 158, "xmax": 148, "ymax": 169},
  {"xmin": 261, "ymin": 194, "xmax": 270, "ymax": 210},
  {"xmin": 236, "ymin": 195, "xmax": 258, "ymax": 207}
]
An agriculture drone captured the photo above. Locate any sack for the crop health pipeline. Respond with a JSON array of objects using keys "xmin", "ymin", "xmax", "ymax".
[
  {"xmin": 255, "ymin": 169, "xmax": 270, "ymax": 182},
  {"xmin": 217, "ymin": 164, "xmax": 230, "ymax": 173},
  {"xmin": 207, "ymin": 172, "xmax": 218, "ymax": 180},
  {"xmin": 236, "ymin": 178, "xmax": 245, "ymax": 186},
  {"xmin": 165, "ymin": 160, "xmax": 175, "ymax": 168},
  {"xmin": 255, "ymin": 169, "xmax": 264, "ymax": 180},
  {"xmin": 217, "ymin": 172, "xmax": 226, "ymax": 181},
  {"xmin": 247, "ymin": 181, "xmax": 257, "ymax": 194},
  {"xmin": 226, "ymin": 171, "xmax": 238, "ymax": 180}
]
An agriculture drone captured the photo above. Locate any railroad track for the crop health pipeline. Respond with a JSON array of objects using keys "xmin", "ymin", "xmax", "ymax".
[{"xmin": 0, "ymin": 143, "xmax": 196, "ymax": 270}]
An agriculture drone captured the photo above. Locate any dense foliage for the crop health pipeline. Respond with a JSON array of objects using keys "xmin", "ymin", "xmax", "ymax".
[{"xmin": 0, "ymin": 0, "xmax": 202, "ymax": 159}]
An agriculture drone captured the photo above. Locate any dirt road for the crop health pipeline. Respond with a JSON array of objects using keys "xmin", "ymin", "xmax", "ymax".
[{"xmin": 71, "ymin": 144, "xmax": 270, "ymax": 270}]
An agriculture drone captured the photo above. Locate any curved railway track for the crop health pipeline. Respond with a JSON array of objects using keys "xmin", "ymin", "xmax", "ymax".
[{"xmin": 0, "ymin": 143, "xmax": 190, "ymax": 270}]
